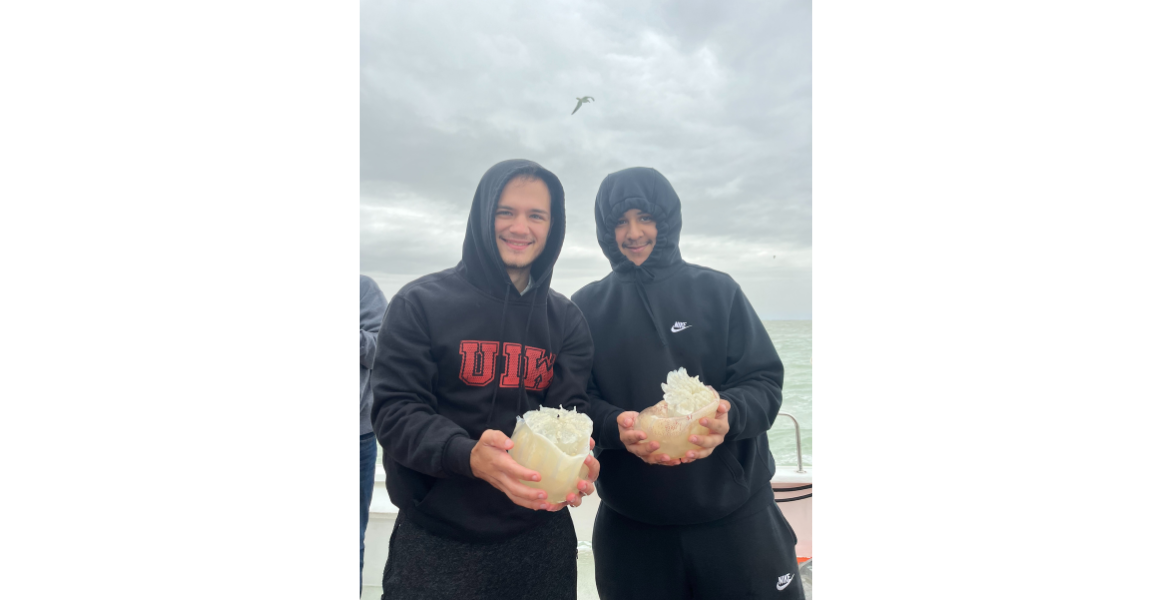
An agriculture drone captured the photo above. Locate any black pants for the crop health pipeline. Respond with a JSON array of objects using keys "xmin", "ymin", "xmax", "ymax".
[
  {"xmin": 381, "ymin": 511, "xmax": 577, "ymax": 600},
  {"xmin": 593, "ymin": 485, "xmax": 806, "ymax": 599}
]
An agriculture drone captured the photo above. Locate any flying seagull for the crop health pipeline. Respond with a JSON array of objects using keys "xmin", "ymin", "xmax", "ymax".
[{"xmin": 571, "ymin": 96, "xmax": 594, "ymax": 115}]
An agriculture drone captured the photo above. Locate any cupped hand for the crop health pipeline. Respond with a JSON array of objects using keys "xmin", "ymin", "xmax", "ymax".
[
  {"xmin": 678, "ymin": 394, "xmax": 731, "ymax": 464},
  {"xmin": 551, "ymin": 437, "xmax": 600, "ymax": 509},
  {"xmin": 617, "ymin": 411, "xmax": 682, "ymax": 466},
  {"xmin": 469, "ymin": 429, "xmax": 554, "ymax": 510}
]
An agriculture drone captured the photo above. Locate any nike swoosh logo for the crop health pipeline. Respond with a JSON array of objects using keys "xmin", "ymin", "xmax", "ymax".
[{"xmin": 670, "ymin": 324, "xmax": 692, "ymax": 333}]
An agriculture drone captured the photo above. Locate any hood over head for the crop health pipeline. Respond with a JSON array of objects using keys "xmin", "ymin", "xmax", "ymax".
[
  {"xmin": 593, "ymin": 167, "xmax": 684, "ymax": 275},
  {"xmin": 459, "ymin": 159, "xmax": 567, "ymax": 300},
  {"xmin": 592, "ymin": 167, "xmax": 687, "ymax": 347}
]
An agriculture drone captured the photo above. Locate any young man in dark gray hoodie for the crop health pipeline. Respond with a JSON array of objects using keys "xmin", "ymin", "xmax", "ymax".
[
  {"xmin": 370, "ymin": 159, "xmax": 600, "ymax": 600},
  {"xmin": 573, "ymin": 167, "xmax": 805, "ymax": 599}
]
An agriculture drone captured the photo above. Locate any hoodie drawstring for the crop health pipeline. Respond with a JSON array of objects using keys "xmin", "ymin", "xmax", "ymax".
[
  {"xmin": 485, "ymin": 280, "xmax": 541, "ymax": 430},
  {"xmin": 516, "ymin": 298, "xmax": 536, "ymax": 418},
  {"xmin": 484, "ymin": 282, "xmax": 512, "ymax": 430},
  {"xmin": 634, "ymin": 266, "xmax": 668, "ymax": 347}
]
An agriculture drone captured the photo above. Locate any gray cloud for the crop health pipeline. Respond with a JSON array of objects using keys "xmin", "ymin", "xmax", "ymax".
[{"xmin": 361, "ymin": 0, "xmax": 811, "ymax": 319}]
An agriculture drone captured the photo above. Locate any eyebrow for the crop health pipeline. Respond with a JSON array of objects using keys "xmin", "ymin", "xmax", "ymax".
[{"xmin": 496, "ymin": 204, "xmax": 549, "ymax": 217}]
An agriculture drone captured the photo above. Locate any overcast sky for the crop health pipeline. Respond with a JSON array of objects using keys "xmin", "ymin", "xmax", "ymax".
[{"xmin": 360, "ymin": 0, "xmax": 810, "ymax": 319}]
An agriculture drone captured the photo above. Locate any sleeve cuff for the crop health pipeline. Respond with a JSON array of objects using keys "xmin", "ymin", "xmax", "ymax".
[
  {"xmin": 599, "ymin": 409, "xmax": 623, "ymax": 450},
  {"xmin": 442, "ymin": 436, "xmax": 477, "ymax": 479},
  {"xmin": 721, "ymin": 392, "xmax": 745, "ymax": 439}
]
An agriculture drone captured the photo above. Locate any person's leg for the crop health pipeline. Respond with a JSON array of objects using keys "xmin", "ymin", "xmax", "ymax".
[
  {"xmin": 489, "ymin": 509, "xmax": 577, "ymax": 599},
  {"xmin": 381, "ymin": 512, "xmax": 576, "ymax": 600},
  {"xmin": 684, "ymin": 486, "xmax": 806, "ymax": 599},
  {"xmin": 360, "ymin": 432, "xmax": 377, "ymax": 594},
  {"xmin": 592, "ymin": 503, "xmax": 688, "ymax": 600}
]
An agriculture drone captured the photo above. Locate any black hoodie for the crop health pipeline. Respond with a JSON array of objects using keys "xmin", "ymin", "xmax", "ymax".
[
  {"xmin": 571, "ymin": 167, "xmax": 784, "ymax": 526},
  {"xmin": 371, "ymin": 159, "xmax": 594, "ymax": 543}
]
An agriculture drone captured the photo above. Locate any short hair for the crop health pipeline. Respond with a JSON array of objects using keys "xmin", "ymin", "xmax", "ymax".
[{"xmin": 505, "ymin": 165, "xmax": 542, "ymax": 187}]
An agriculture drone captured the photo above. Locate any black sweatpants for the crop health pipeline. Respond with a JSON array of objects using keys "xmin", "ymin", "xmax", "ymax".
[
  {"xmin": 593, "ymin": 485, "xmax": 805, "ymax": 599},
  {"xmin": 381, "ymin": 510, "xmax": 577, "ymax": 600}
]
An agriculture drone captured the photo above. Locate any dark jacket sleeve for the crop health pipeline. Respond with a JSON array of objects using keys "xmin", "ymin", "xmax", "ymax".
[
  {"xmin": 540, "ymin": 306, "xmax": 594, "ymax": 416},
  {"xmin": 584, "ymin": 376, "xmax": 626, "ymax": 450},
  {"xmin": 371, "ymin": 293, "xmax": 477, "ymax": 479},
  {"xmin": 718, "ymin": 286, "xmax": 784, "ymax": 441},
  {"xmin": 360, "ymin": 277, "xmax": 387, "ymax": 370},
  {"xmin": 568, "ymin": 292, "xmax": 626, "ymax": 450}
]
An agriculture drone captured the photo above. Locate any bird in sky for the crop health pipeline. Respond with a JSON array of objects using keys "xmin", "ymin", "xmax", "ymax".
[{"xmin": 571, "ymin": 96, "xmax": 594, "ymax": 115}]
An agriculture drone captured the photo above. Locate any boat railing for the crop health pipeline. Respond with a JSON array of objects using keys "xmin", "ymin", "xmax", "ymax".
[{"xmin": 775, "ymin": 411, "xmax": 806, "ymax": 474}]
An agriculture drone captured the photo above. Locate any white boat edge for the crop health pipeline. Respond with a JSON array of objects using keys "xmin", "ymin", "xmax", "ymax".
[{"xmin": 363, "ymin": 463, "xmax": 812, "ymax": 598}]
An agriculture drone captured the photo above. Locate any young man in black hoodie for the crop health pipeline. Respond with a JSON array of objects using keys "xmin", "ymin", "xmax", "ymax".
[
  {"xmin": 371, "ymin": 159, "xmax": 599, "ymax": 600},
  {"xmin": 572, "ymin": 167, "xmax": 805, "ymax": 599}
]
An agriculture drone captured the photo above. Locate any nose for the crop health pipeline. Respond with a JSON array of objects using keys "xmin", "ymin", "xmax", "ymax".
[
  {"xmin": 626, "ymin": 222, "xmax": 644, "ymax": 240},
  {"xmin": 508, "ymin": 219, "xmax": 529, "ymax": 236}
]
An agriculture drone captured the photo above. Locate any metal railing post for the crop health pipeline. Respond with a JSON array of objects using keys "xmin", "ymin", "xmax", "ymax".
[{"xmin": 775, "ymin": 411, "xmax": 805, "ymax": 473}]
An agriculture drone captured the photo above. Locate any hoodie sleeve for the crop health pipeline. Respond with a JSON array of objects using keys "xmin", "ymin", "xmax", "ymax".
[
  {"xmin": 371, "ymin": 293, "xmax": 477, "ymax": 479},
  {"xmin": 360, "ymin": 277, "xmax": 387, "ymax": 370},
  {"xmin": 541, "ymin": 306, "xmax": 594, "ymax": 415},
  {"xmin": 584, "ymin": 375, "xmax": 626, "ymax": 450},
  {"xmin": 568, "ymin": 292, "xmax": 627, "ymax": 450},
  {"xmin": 718, "ymin": 286, "xmax": 784, "ymax": 441}
]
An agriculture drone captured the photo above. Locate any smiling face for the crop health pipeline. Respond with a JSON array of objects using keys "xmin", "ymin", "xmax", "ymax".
[
  {"xmin": 494, "ymin": 175, "xmax": 552, "ymax": 278},
  {"xmin": 614, "ymin": 208, "xmax": 658, "ymax": 266}
]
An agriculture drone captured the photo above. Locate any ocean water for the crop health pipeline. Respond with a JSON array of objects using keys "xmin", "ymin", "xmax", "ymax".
[
  {"xmin": 371, "ymin": 320, "xmax": 813, "ymax": 468},
  {"xmin": 763, "ymin": 320, "xmax": 812, "ymax": 468}
]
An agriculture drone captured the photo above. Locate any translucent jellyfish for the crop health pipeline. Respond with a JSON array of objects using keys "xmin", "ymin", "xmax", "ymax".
[
  {"xmin": 508, "ymin": 406, "xmax": 593, "ymax": 501},
  {"xmin": 636, "ymin": 367, "xmax": 720, "ymax": 460}
]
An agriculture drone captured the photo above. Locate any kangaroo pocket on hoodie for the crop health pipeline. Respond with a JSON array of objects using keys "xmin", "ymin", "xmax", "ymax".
[
  {"xmin": 715, "ymin": 443, "xmax": 749, "ymax": 488},
  {"xmin": 596, "ymin": 448, "xmax": 754, "ymax": 526}
]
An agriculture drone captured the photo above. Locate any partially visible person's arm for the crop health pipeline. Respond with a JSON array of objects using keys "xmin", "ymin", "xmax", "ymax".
[
  {"xmin": 582, "ymin": 376, "xmax": 627, "ymax": 452},
  {"xmin": 360, "ymin": 277, "xmax": 387, "ymax": 370}
]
